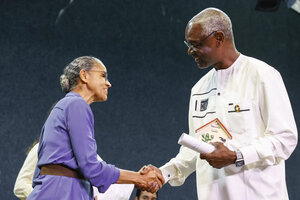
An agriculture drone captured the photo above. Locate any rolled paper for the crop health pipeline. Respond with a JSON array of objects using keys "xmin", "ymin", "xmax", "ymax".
[{"xmin": 178, "ymin": 133, "xmax": 215, "ymax": 154}]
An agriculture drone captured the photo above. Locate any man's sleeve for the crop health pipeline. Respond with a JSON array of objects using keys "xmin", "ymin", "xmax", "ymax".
[
  {"xmin": 160, "ymin": 93, "xmax": 198, "ymax": 186},
  {"xmin": 240, "ymin": 68, "xmax": 298, "ymax": 166}
]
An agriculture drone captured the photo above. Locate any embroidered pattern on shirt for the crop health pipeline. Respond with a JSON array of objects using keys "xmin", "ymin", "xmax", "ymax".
[
  {"xmin": 228, "ymin": 103, "xmax": 250, "ymax": 113},
  {"xmin": 192, "ymin": 88, "xmax": 217, "ymax": 96},
  {"xmin": 192, "ymin": 88, "xmax": 217, "ymax": 118},
  {"xmin": 200, "ymin": 98, "xmax": 209, "ymax": 111}
]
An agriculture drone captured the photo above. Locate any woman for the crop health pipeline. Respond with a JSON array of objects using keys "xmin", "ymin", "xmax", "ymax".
[
  {"xmin": 27, "ymin": 56, "xmax": 163, "ymax": 200},
  {"xmin": 14, "ymin": 141, "xmax": 134, "ymax": 200}
]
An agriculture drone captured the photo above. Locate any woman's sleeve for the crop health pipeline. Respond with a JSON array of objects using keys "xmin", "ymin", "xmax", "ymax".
[{"xmin": 66, "ymin": 99, "xmax": 120, "ymax": 193}]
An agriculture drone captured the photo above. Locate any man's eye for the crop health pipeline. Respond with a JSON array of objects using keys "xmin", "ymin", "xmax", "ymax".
[{"xmin": 195, "ymin": 43, "xmax": 202, "ymax": 48}]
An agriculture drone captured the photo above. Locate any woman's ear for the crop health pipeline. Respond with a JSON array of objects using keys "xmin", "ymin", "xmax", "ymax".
[{"xmin": 79, "ymin": 69, "xmax": 89, "ymax": 84}]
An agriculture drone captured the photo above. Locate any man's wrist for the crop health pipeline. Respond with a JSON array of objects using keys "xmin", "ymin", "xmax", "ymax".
[
  {"xmin": 160, "ymin": 168, "xmax": 171, "ymax": 183},
  {"xmin": 230, "ymin": 150, "xmax": 237, "ymax": 164}
]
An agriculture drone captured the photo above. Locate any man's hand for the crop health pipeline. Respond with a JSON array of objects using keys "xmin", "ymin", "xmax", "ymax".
[
  {"xmin": 135, "ymin": 165, "xmax": 165, "ymax": 193},
  {"xmin": 200, "ymin": 142, "xmax": 237, "ymax": 169},
  {"xmin": 139, "ymin": 165, "xmax": 163, "ymax": 179}
]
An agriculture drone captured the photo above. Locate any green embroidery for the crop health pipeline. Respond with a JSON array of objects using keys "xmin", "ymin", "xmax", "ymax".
[{"xmin": 201, "ymin": 133, "xmax": 214, "ymax": 142}]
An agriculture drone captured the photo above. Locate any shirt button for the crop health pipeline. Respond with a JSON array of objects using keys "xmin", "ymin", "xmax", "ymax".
[{"xmin": 217, "ymin": 92, "xmax": 221, "ymax": 96}]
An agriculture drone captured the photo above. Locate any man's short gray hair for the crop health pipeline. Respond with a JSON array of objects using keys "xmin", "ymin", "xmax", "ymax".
[
  {"xmin": 60, "ymin": 56, "xmax": 101, "ymax": 93},
  {"xmin": 191, "ymin": 8, "xmax": 233, "ymax": 41}
]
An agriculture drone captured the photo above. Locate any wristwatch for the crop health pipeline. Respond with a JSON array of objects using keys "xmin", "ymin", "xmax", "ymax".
[{"xmin": 235, "ymin": 149, "xmax": 245, "ymax": 167}]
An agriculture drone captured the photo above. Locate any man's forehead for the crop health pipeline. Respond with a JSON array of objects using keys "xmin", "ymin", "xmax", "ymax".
[
  {"xmin": 185, "ymin": 22, "xmax": 204, "ymax": 39},
  {"xmin": 186, "ymin": 21, "xmax": 203, "ymax": 31},
  {"xmin": 141, "ymin": 191, "xmax": 157, "ymax": 197}
]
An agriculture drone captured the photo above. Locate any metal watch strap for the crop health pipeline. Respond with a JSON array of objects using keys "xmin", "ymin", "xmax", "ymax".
[{"xmin": 235, "ymin": 149, "xmax": 244, "ymax": 167}]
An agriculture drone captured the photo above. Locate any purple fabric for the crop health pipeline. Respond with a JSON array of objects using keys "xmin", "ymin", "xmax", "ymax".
[{"xmin": 27, "ymin": 92, "xmax": 120, "ymax": 200}]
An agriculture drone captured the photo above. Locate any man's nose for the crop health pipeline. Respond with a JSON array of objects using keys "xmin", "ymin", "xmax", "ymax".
[{"xmin": 188, "ymin": 47, "xmax": 196, "ymax": 55}]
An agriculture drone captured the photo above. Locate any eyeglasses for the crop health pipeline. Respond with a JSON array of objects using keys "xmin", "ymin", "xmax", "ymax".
[
  {"xmin": 184, "ymin": 31, "xmax": 217, "ymax": 50},
  {"xmin": 89, "ymin": 70, "xmax": 109, "ymax": 82}
]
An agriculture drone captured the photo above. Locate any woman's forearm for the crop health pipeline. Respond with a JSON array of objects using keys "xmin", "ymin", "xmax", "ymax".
[{"xmin": 117, "ymin": 169, "xmax": 142, "ymax": 184}]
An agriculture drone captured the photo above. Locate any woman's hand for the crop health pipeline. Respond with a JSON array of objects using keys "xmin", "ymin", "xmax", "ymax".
[
  {"xmin": 135, "ymin": 168, "xmax": 164, "ymax": 193},
  {"xmin": 117, "ymin": 168, "xmax": 164, "ymax": 193}
]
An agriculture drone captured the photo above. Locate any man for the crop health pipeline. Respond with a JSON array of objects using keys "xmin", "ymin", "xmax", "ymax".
[
  {"xmin": 144, "ymin": 7, "xmax": 298, "ymax": 200},
  {"xmin": 135, "ymin": 189, "xmax": 157, "ymax": 200}
]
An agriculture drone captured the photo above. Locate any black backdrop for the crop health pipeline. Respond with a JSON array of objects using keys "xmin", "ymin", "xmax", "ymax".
[{"xmin": 1, "ymin": 0, "xmax": 299, "ymax": 199}]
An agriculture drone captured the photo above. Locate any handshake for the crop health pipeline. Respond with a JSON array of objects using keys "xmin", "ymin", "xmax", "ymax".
[{"xmin": 134, "ymin": 165, "xmax": 165, "ymax": 193}]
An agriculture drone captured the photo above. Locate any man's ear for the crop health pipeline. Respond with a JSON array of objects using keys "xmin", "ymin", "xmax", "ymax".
[
  {"xmin": 134, "ymin": 197, "xmax": 138, "ymax": 200},
  {"xmin": 215, "ymin": 31, "xmax": 225, "ymax": 47},
  {"xmin": 79, "ymin": 69, "xmax": 89, "ymax": 84}
]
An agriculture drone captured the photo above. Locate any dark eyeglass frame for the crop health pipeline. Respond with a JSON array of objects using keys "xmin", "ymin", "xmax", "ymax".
[{"xmin": 184, "ymin": 31, "xmax": 217, "ymax": 50}]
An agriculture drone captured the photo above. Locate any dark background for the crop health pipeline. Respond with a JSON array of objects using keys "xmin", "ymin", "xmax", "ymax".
[{"xmin": 0, "ymin": 0, "xmax": 299, "ymax": 199}]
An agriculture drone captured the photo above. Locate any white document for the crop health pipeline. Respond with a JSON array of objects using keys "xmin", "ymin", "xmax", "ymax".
[{"xmin": 178, "ymin": 133, "xmax": 215, "ymax": 154}]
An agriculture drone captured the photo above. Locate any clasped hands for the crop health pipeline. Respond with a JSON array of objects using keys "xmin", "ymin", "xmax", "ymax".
[
  {"xmin": 135, "ymin": 165, "xmax": 165, "ymax": 193},
  {"xmin": 133, "ymin": 143, "xmax": 236, "ymax": 193}
]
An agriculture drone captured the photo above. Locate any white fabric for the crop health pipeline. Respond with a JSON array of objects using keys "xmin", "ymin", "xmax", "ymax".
[
  {"xmin": 160, "ymin": 54, "xmax": 298, "ymax": 200},
  {"xmin": 93, "ymin": 184, "xmax": 133, "ymax": 200},
  {"xmin": 14, "ymin": 143, "xmax": 39, "ymax": 200},
  {"xmin": 94, "ymin": 155, "xmax": 134, "ymax": 200},
  {"xmin": 14, "ymin": 143, "xmax": 134, "ymax": 200},
  {"xmin": 291, "ymin": 0, "xmax": 300, "ymax": 13}
]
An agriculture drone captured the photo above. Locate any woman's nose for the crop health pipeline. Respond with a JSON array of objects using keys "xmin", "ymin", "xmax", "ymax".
[{"xmin": 106, "ymin": 80, "xmax": 112, "ymax": 88}]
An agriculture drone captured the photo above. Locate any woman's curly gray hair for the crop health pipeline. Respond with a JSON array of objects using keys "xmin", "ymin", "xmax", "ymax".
[{"xmin": 60, "ymin": 56, "xmax": 101, "ymax": 93}]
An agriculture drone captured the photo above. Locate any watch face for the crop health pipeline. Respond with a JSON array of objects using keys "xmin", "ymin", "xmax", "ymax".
[{"xmin": 236, "ymin": 160, "xmax": 245, "ymax": 167}]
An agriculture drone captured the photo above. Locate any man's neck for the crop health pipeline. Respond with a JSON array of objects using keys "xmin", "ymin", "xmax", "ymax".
[{"xmin": 214, "ymin": 47, "xmax": 240, "ymax": 70}]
